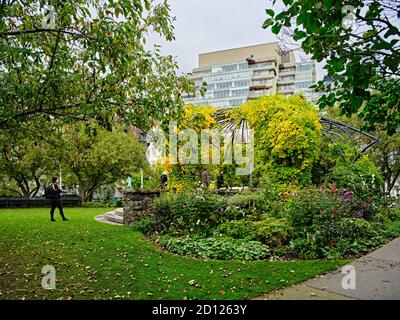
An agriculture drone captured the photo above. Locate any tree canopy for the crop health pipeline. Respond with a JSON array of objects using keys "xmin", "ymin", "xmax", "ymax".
[
  {"xmin": 263, "ymin": 0, "xmax": 400, "ymax": 135},
  {"xmin": 54, "ymin": 122, "xmax": 146, "ymax": 202},
  {"xmin": 229, "ymin": 94, "xmax": 321, "ymax": 188},
  {"xmin": 0, "ymin": 0, "xmax": 193, "ymax": 134}
]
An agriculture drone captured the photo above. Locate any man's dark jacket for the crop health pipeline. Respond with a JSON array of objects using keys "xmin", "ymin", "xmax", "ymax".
[{"xmin": 50, "ymin": 184, "xmax": 62, "ymax": 200}]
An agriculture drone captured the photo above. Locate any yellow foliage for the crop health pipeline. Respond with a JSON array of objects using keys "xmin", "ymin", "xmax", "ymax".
[
  {"xmin": 180, "ymin": 105, "xmax": 217, "ymax": 131},
  {"xmin": 231, "ymin": 94, "xmax": 322, "ymax": 185}
]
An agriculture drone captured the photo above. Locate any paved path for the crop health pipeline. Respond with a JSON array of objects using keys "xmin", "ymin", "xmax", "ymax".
[{"xmin": 254, "ymin": 237, "xmax": 400, "ymax": 300}]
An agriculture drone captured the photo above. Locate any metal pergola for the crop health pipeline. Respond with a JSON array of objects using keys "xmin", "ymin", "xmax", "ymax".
[{"xmin": 213, "ymin": 109, "xmax": 379, "ymax": 162}]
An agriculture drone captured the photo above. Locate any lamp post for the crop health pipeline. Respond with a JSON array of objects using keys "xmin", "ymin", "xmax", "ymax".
[{"xmin": 55, "ymin": 158, "xmax": 62, "ymax": 187}]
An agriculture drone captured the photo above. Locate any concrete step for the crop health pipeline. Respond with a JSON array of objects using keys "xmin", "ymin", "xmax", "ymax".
[
  {"xmin": 115, "ymin": 208, "xmax": 123, "ymax": 216},
  {"xmin": 95, "ymin": 209, "xmax": 124, "ymax": 226},
  {"xmin": 104, "ymin": 212, "xmax": 123, "ymax": 224}
]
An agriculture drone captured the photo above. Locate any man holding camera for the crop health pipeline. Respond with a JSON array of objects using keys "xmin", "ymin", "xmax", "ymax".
[{"xmin": 49, "ymin": 176, "xmax": 68, "ymax": 222}]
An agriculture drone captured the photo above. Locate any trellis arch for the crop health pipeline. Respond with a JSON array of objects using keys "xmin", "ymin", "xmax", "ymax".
[{"xmin": 213, "ymin": 109, "xmax": 379, "ymax": 162}]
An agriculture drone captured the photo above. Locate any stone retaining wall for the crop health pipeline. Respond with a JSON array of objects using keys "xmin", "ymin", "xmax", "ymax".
[{"xmin": 122, "ymin": 189, "xmax": 160, "ymax": 226}]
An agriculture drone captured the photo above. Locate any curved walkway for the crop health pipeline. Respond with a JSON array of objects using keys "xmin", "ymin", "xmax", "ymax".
[{"xmin": 254, "ymin": 237, "xmax": 400, "ymax": 300}]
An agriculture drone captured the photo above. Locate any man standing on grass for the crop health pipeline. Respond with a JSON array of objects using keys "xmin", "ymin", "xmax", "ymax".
[{"xmin": 49, "ymin": 176, "xmax": 68, "ymax": 222}]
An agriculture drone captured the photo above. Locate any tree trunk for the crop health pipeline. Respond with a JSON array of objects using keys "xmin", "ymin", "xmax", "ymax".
[
  {"xmin": 16, "ymin": 178, "xmax": 29, "ymax": 198},
  {"xmin": 29, "ymin": 175, "xmax": 41, "ymax": 198},
  {"xmin": 79, "ymin": 183, "xmax": 98, "ymax": 203}
]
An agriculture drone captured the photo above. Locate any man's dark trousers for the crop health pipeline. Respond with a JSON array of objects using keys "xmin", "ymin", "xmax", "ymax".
[{"xmin": 50, "ymin": 199, "xmax": 66, "ymax": 220}]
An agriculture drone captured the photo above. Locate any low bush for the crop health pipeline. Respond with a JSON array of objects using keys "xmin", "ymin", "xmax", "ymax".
[
  {"xmin": 290, "ymin": 218, "xmax": 387, "ymax": 259},
  {"xmin": 216, "ymin": 218, "xmax": 292, "ymax": 247},
  {"xmin": 81, "ymin": 199, "xmax": 123, "ymax": 208},
  {"xmin": 285, "ymin": 185, "xmax": 379, "ymax": 235},
  {"xmin": 159, "ymin": 235, "xmax": 270, "ymax": 261},
  {"xmin": 385, "ymin": 220, "xmax": 400, "ymax": 238},
  {"xmin": 133, "ymin": 218, "xmax": 155, "ymax": 235},
  {"xmin": 272, "ymin": 246, "xmax": 288, "ymax": 257},
  {"xmin": 225, "ymin": 192, "xmax": 269, "ymax": 215},
  {"xmin": 289, "ymin": 236, "xmax": 319, "ymax": 260},
  {"xmin": 153, "ymin": 191, "xmax": 229, "ymax": 237},
  {"xmin": 328, "ymin": 156, "xmax": 383, "ymax": 200},
  {"xmin": 285, "ymin": 186, "xmax": 342, "ymax": 234},
  {"xmin": 81, "ymin": 201, "xmax": 108, "ymax": 208},
  {"xmin": 145, "ymin": 186, "xmax": 396, "ymax": 261}
]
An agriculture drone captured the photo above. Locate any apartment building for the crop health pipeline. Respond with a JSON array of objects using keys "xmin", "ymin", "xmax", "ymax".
[{"xmin": 184, "ymin": 42, "xmax": 317, "ymax": 108}]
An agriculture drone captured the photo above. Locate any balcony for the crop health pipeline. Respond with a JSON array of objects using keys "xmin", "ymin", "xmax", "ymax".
[
  {"xmin": 277, "ymin": 78, "xmax": 295, "ymax": 85},
  {"xmin": 279, "ymin": 68, "xmax": 296, "ymax": 75},
  {"xmin": 253, "ymin": 72, "xmax": 275, "ymax": 80},
  {"xmin": 248, "ymin": 89, "xmax": 272, "ymax": 98},
  {"xmin": 278, "ymin": 88, "xmax": 294, "ymax": 94},
  {"xmin": 250, "ymin": 81, "xmax": 273, "ymax": 90}
]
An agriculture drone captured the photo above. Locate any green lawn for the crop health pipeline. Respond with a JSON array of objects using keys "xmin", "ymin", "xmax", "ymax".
[{"xmin": 0, "ymin": 207, "xmax": 347, "ymax": 300}]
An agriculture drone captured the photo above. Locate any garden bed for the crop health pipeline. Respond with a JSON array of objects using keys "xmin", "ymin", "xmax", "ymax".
[{"xmin": 132, "ymin": 187, "xmax": 400, "ymax": 262}]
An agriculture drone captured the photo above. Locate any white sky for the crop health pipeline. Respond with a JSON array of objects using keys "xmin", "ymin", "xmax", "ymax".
[{"xmin": 149, "ymin": 0, "xmax": 326, "ymax": 80}]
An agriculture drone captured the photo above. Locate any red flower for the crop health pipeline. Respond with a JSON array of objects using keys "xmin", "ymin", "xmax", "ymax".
[
  {"xmin": 332, "ymin": 209, "xmax": 337, "ymax": 215},
  {"xmin": 329, "ymin": 241, "xmax": 334, "ymax": 249}
]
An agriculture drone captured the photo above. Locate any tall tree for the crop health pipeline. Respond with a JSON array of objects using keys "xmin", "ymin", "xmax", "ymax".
[
  {"xmin": 324, "ymin": 105, "xmax": 400, "ymax": 194},
  {"xmin": 54, "ymin": 122, "xmax": 146, "ymax": 202},
  {"xmin": 263, "ymin": 0, "xmax": 400, "ymax": 135},
  {"xmin": 0, "ymin": 131, "xmax": 53, "ymax": 197},
  {"xmin": 0, "ymin": 0, "xmax": 193, "ymax": 134},
  {"xmin": 374, "ymin": 129, "xmax": 400, "ymax": 193}
]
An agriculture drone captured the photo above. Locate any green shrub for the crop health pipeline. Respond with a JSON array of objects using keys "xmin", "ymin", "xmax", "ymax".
[
  {"xmin": 133, "ymin": 218, "xmax": 155, "ymax": 235},
  {"xmin": 81, "ymin": 201, "xmax": 108, "ymax": 208},
  {"xmin": 290, "ymin": 217, "xmax": 387, "ymax": 259},
  {"xmin": 289, "ymin": 236, "xmax": 319, "ymax": 260},
  {"xmin": 285, "ymin": 187, "xmax": 342, "ymax": 234},
  {"xmin": 153, "ymin": 191, "xmax": 229, "ymax": 237},
  {"xmin": 159, "ymin": 235, "xmax": 270, "ymax": 261},
  {"xmin": 225, "ymin": 192, "xmax": 269, "ymax": 215},
  {"xmin": 216, "ymin": 218, "xmax": 292, "ymax": 247},
  {"xmin": 272, "ymin": 246, "xmax": 288, "ymax": 257},
  {"xmin": 385, "ymin": 220, "xmax": 400, "ymax": 238},
  {"xmin": 285, "ymin": 185, "xmax": 382, "ymax": 235},
  {"xmin": 329, "ymin": 155, "xmax": 383, "ymax": 200},
  {"xmin": 374, "ymin": 197, "xmax": 400, "ymax": 223},
  {"xmin": 114, "ymin": 198, "xmax": 123, "ymax": 207},
  {"xmin": 317, "ymin": 217, "xmax": 386, "ymax": 256}
]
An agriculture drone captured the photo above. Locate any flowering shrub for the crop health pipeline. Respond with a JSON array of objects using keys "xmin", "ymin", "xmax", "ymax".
[
  {"xmin": 329, "ymin": 155, "xmax": 383, "ymax": 200},
  {"xmin": 138, "ymin": 186, "xmax": 397, "ymax": 261},
  {"xmin": 286, "ymin": 185, "xmax": 389, "ymax": 258},
  {"xmin": 286, "ymin": 185, "xmax": 377, "ymax": 235}
]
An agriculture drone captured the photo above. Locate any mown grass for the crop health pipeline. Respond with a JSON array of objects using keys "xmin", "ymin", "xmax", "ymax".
[{"xmin": 0, "ymin": 207, "xmax": 348, "ymax": 300}]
